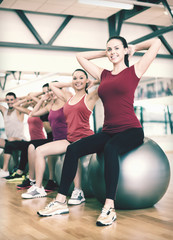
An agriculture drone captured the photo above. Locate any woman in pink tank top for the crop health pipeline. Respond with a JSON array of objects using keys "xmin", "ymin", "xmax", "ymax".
[
  {"xmin": 13, "ymin": 95, "xmax": 46, "ymax": 141},
  {"xmin": 22, "ymin": 69, "xmax": 99, "ymax": 202}
]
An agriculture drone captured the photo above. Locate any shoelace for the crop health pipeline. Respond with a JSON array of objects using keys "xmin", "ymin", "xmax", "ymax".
[
  {"xmin": 71, "ymin": 190, "xmax": 81, "ymax": 198},
  {"xmin": 100, "ymin": 208, "xmax": 110, "ymax": 217},
  {"xmin": 27, "ymin": 184, "xmax": 36, "ymax": 193},
  {"xmin": 45, "ymin": 200, "xmax": 57, "ymax": 209}
]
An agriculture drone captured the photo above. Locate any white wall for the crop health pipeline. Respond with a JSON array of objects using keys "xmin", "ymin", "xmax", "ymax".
[
  {"xmin": 0, "ymin": 9, "xmax": 172, "ymax": 77},
  {"xmin": 0, "ymin": 10, "xmax": 172, "ymax": 96}
]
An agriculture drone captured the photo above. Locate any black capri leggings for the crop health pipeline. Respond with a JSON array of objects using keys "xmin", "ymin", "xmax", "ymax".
[
  {"xmin": 4, "ymin": 132, "xmax": 53, "ymax": 171},
  {"xmin": 59, "ymin": 128, "xmax": 144, "ymax": 200}
]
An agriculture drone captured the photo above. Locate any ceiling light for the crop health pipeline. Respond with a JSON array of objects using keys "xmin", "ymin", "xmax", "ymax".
[{"xmin": 79, "ymin": 0, "xmax": 134, "ymax": 10}]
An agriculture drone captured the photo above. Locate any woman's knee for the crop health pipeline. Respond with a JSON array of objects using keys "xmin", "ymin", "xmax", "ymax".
[
  {"xmin": 104, "ymin": 140, "xmax": 118, "ymax": 154},
  {"xmin": 66, "ymin": 143, "xmax": 78, "ymax": 158},
  {"xmin": 35, "ymin": 146, "xmax": 47, "ymax": 158},
  {"xmin": 28, "ymin": 144, "xmax": 35, "ymax": 153}
]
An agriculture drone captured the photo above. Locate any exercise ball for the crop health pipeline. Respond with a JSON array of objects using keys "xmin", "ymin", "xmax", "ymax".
[
  {"xmin": 88, "ymin": 138, "xmax": 170, "ymax": 210},
  {"xmin": 55, "ymin": 154, "xmax": 94, "ymax": 197},
  {"xmin": 0, "ymin": 150, "xmax": 20, "ymax": 173},
  {"xmin": 43, "ymin": 157, "xmax": 50, "ymax": 181}
]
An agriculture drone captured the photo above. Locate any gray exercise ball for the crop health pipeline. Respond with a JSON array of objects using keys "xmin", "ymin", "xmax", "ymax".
[
  {"xmin": 55, "ymin": 154, "xmax": 94, "ymax": 197},
  {"xmin": 0, "ymin": 150, "xmax": 20, "ymax": 173},
  {"xmin": 88, "ymin": 138, "xmax": 170, "ymax": 210}
]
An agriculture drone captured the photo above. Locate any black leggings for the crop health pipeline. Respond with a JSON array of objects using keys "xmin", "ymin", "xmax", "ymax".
[
  {"xmin": 4, "ymin": 132, "xmax": 53, "ymax": 171},
  {"xmin": 59, "ymin": 128, "xmax": 144, "ymax": 200}
]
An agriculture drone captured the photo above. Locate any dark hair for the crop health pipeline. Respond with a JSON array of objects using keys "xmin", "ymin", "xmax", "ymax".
[
  {"xmin": 73, "ymin": 69, "xmax": 88, "ymax": 78},
  {"xmin": 107, "ymin": 36, "xmax": 129, "ymax": 67},
  {"xmin": 6, "ymin": 92, "xmax": 16, "ymax": 99},
  {"xmin": 42, "ymin": 83, "xmax": 49, "ymax": 88},
  {"xmin": 73, "ymin": 69, "xmax": 89, "ymax": 93}
]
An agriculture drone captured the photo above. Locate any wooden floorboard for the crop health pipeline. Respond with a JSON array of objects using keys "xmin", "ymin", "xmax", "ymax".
[{"xmin": 0, "ymin": 152, "xmax": 173, "ymax": 240}]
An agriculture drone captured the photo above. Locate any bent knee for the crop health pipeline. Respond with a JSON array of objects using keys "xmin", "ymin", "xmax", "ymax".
[
  {"xmin": 28, "ymin": 144, "xmax": 35, "ymax": 153},
  {"xmin": 35, "ymin": 146, "xmax": 46, "ymax": 157}
]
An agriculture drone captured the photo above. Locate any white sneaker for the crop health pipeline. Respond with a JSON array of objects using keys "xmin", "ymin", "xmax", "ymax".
[
  {"xmin": 68, "ymin": 188, "xmax": 85, "ymax": 205},
  {"xmin": 21, "ymin": 185, "xmax": 47, "ymax": 199},
  {"xmin": 37, "ymin": 200, "xmax": 69, "ymax": 217},
  {"xmin": 96, "ymin": 207, "xmax": 117, "ymax": 226},
  {"xmin": 0, "ymin": 169, "xmax": 9, "ymax": 178}
]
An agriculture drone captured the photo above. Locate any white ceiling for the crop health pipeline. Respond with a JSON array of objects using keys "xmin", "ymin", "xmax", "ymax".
[
  {"xmin": 0, "ymin": 0, "xmax": 172, "ymax": 93},
  {"xmin": 0, "ymin": 0, "xmax": 173, "ymax": 26}
]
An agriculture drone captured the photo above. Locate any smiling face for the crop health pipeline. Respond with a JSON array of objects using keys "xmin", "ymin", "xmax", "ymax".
[
  {"xmin": 72, "ymin": 70, "xmax": 88, "ymax": 92},
  {"xmin": 27, "ymin": 99, "xmax": 35, "ymax": 108},
  {"xmin": 106, "ymin": 38, "xmax": 127, "ymax": 64},
  {"xmin": 6, "ymin": 95, "xmax": 16, "ymax": 109}
]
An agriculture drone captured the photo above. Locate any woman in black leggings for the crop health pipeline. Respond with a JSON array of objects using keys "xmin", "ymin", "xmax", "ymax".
[{"xmin": 37, "ymin": 36, "xmax": 161, "ymax": 226}]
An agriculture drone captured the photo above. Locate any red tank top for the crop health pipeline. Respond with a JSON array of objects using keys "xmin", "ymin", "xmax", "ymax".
[
  {"xmin": 98, "ymin": 65, "xmax": 142, "ymax": 133},
  {"xmin": 63, "ymin": 94, "xmax": 94, "ymax": 142},
  {"xmin": 27, "ymin": 116, "xmax": 46, "ymax": 140}
]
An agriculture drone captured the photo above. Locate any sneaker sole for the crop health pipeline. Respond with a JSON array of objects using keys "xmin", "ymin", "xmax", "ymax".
[
  {"xmin": 37, "ymin": 209, "xmax": 69, "ymax": 217},
  {"xmin": 17, "ymin": 186, "xmax": 31, "ymax": 190},
  {"xmin": 6, "ymin": 176, "xmax": 25, "ymax": 181},
  {"xmin": 6, "ymin": 178, "xmax": 24, "ymax": 182},
  {"xmin": 0, "ymin": 175, "xmax": 9, "ymax": 178},
  {"xmin": 68, "ymin": 198, "xmax": 86, "ymax": 205},
  {"xmin": 22, "ymin": 194, "xmax": 47, "ymax": 199},
  {"xmin": 96, "ymin": 216, "xmax": 117, "ymax": 227}
]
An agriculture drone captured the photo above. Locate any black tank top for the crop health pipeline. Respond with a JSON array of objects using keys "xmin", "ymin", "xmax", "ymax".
[{"xmin": 40, "ymin": 113, "xmax": 49, "ymax": 122}]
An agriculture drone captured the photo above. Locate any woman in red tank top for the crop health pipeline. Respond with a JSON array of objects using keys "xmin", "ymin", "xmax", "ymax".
[
  {"xmin": 21, "ymin": 69, "xmax": 99, "ymax": 202},
  {"xmin": 37, "ymin": 37, "xmax": 161, "ymax": 226}
]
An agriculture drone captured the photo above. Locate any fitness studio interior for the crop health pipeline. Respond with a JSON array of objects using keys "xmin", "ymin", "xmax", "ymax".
[{"xmin": 0, "ymin": 0, "xmax": 173, "ymax": 239}]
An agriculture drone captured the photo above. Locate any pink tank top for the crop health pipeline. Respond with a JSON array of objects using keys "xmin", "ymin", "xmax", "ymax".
[
  {"xmin": 98, "ymin": 65, "xmax": 142, "ymax": 133},
  {"xmin": 48, "ymin": 108, "xmax": 67, "ymax": 141},
  {"xmin": 63, "ymin": 94, "xmax": 94, "ymax": 142},
  {"xmin": 27, "ymin": 116, "xmax": 46, "ymax": 140}
]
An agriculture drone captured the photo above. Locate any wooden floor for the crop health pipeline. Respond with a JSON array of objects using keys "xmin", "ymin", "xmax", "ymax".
[{"xmin": 0, "ymin": 153, "xmax": 173, "ymax": 240}]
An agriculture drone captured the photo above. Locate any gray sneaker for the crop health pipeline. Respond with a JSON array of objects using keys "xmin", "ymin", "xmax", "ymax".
[
  {"xmin": 37, "ymin": 200, "xmax": 69, "ymax": 217},
  {"xmin": 21, "ymin": 185, "xmax": 47, "ymax": 199},
  {"xmin": 68, "ymin": 188, "xmax": 85, "ymax": 205}
]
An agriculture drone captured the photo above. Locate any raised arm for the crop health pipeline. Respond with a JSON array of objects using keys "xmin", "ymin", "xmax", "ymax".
[
  {"xmin": 13, "ymin": 98, "xmax": 32, "ymax": 115},
  {"xmin": 49, "ymin": 82, "xmax": 72, "ymax": 102},
  {"xmin": 0, "ymin": 98, "xmax": 6, "ymax": 115},
  {"xmin": 76, "ymin": 51, "xmax": 106, "ymax": 80},
  {"xmin": 29, "ymin": 91, "xmax": 42, "ymax": 103},
  {"xmin": 0, "ymin": 104, "xmax": 6, "ymax": 116},
  {"xmin": 30, "ymin": 94, "xmax": 50, "ymax": 117},
  {"xmin": 129, "ymin": 38, "xmax": 162, "ymax": 78}
]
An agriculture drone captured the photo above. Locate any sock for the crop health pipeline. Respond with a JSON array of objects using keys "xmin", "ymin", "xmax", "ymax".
[{"xmin": 29, "ymin": 178, "xmax": 35, "ymax": 183}]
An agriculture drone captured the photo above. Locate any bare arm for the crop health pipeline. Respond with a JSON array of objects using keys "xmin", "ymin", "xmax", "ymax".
[
  {"xmin": 129, "ymin": 38, "xmax": 162, "ymax": 78},
  {"xmin": 13, "ymin": 98, "xmax": 31, "ymax": 115},
  {"xmin": 76, "ymin": 51, "xmax": 106, "ymax": 80},
  {"xmin": 87, "ymin": 78, "xmax": 100, "ymax": 90},
  {"xmin": 28, "ymin": 91, "xmax": 43, "ymax": 103},
  {"xmin": 30, "ymin": 95, "xmax": 50, "ymax": 117},
  {"xmin": 0, "ymin": 104, "xmax": 6, "ymax": 115},
  {"xmin": 49, "ymin": 82, "xmax": 72, "ymax": 102}
]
